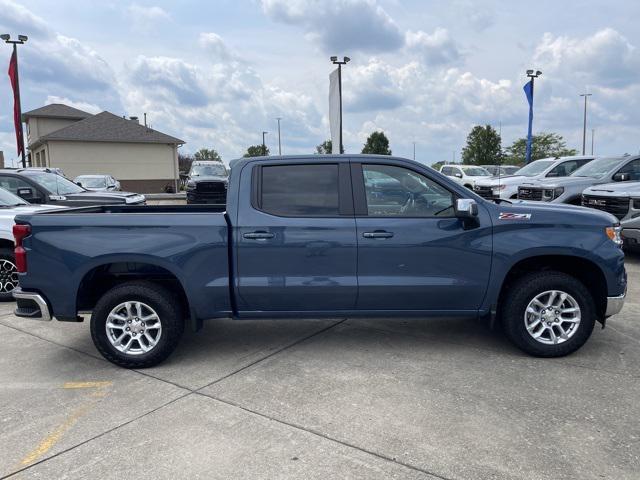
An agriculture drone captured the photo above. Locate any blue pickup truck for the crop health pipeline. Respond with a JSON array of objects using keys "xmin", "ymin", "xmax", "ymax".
[{"xmin": 12, "ymin": 155, "xmax": 627, "ymax": 368}]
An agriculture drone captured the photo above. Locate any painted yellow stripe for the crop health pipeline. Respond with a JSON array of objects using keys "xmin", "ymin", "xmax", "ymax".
[
  {"xmin": 63, "ymin": 381, "xmax": 112, "ymax": 389},
  {"xmin": 19, "ymin": 381, "xmax": 112, "ymax": 466}
]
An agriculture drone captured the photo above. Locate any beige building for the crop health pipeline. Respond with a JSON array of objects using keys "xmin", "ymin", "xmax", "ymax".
[{"xmin": 22, "ymin": 104, "xmax": 184, "ymax": 193}]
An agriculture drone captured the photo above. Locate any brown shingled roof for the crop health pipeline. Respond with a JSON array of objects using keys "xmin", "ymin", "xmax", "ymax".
[
  {"xmin": 36, "ymin": 111, "xmax": 184, "ymax": 145},
  {"xmin": 22, "ymin": 103, "xmax": 92, "ymax": 121}
]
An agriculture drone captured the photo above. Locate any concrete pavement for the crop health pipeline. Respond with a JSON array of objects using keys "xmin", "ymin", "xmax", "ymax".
[{"xmin": 0, "ymin": 254, "xmax": 638, "ymax": 479}]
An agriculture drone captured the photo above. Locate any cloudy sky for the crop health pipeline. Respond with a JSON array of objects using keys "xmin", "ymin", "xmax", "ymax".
[{"xmin": 1, "ymin": 0, "xmax": 639, "ymax": 166}]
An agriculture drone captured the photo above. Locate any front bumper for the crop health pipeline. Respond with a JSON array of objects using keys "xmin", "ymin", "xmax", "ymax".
[
  {"xmin": 605, "ymin": 291, "xmax": 626, "ymax": 317},
  {"xmin": 13, "ymin": 288, "xmax": 52, "ymax": 321}
]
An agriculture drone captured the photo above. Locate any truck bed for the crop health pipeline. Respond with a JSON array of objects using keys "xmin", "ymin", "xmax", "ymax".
[{"xmin": 33, "ymin": 204, "xmax": 227, "ymax": 215}]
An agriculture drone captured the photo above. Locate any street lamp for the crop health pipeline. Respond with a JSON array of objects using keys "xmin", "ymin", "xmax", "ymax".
[
  {"xmin": 276, "ymin": 117, "xmax": 282, "ymax": 156},
  {"xmin": 2, "ymin": 34, "xmax": 28, "ymax": 167},
  {"xmin": 330, "ymin": 56, "xmax": 350, "ymax": 154},
  {"xmin": 262, "ymin": 131, "xmax": 268, "ymax": 156},
  {"xmin": 524, "ymin": 69, "xmax": 541, "ymax": 164},
  {"xmin": 579, "ymin": 93, "xmax": 593, "ymax": 155}
]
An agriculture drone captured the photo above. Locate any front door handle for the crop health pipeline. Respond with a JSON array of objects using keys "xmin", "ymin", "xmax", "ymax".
[
  {"xmin": 362, "ymin": 231, "xmax": 394, "ymax": 239},
  {"xmin": 243, "ymin": 231, "xmax": 275, "ymax": 240}
]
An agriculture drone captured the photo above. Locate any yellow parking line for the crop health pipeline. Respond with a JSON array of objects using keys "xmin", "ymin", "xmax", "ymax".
[{"xmin": 19, "ymin": 381, "xmax": 112, "ymax": 467}]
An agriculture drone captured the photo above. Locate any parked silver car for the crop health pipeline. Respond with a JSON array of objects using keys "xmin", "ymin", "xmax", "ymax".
[
  {"xmin": 74, "ymin": 174, "xmax": 121, "ymax": 192},
  {"xmin": 518, "ymin": 155, "xmax": 640, "ymax": 204},
  {"xmin": 582, "ymin": 181, "xmax": 640, "ymax": 250}
]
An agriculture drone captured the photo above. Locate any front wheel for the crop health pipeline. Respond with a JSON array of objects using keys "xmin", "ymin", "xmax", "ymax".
[
  {"xmin": 501, "ymin": 271, "xmax": 596, "ymax": 357},
  {"xmin": 90, "ymin": 281, "xmax": 184, "ymax": 368}
]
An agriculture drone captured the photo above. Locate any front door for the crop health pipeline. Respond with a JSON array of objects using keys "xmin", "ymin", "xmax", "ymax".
[
  {"xmin": 353, "ymin": 162, "xmax": 492, "ymax": 313},
  {"xmin": 235, "ymin": 161, "xmax": 357, "ymax": 314}
]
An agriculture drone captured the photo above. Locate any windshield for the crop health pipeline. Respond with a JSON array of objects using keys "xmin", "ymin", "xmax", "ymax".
[
  {"xmin": 0, "ymin": 187, "xmax": 28, "ymax": 206},
  {"xmin": 462, "ymin": 167, "xmax": 490, "ymax": 176},
  {"xmin": 76, "ymin": 177, "xmax": 107, "ymax": 188},
  {"xmin": 190, "ymin": 164, "xmax": 227, "ymax": 176},
  {"xmin": 571, "ymin": 157, "xmax": 623, "ymax": 178},
  {"xmin": 23, "ymin": 172, "xmax": 85, "ymax": 195},
  {"xmin": 514, "ymin": 159, "xmax": 554, "ymax": 177}
]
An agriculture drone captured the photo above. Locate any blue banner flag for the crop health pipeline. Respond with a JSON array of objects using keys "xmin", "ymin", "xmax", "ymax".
[{"xmin": 523, "ymin": 80, "xmax": 534, "ymax": 163}]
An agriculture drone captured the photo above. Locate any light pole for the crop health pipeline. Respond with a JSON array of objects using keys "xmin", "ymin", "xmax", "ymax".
[
  {"xmin": 330, "ymin": 56, "xmax": 350, "ymax": 154},
  {"xmin": 276, "ymin": 117, "xmax": 282, "ymax": 156},
  {"xmin": 524, "ymin": 69, "xmax": 542, "ymax": 164},
  {"xmin": 591, "ymin": 128, "xmax": 595, "ymax": 155},
  {"xmin": 580, "ymin": 93, "xmax": 592, "ymax": 155},
  {"xmin": 413, "ymin": 141, "xmax": 416, "ymax": 161},
  {"xmin": 1, "ymin": 34, "xmax": 28, "ymax": 167},
  {"xmin": 262, "ymin": 131, "xmax": 268, "ymax": 156}
]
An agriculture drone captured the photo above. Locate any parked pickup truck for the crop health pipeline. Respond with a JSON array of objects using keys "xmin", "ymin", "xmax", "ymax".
[
  {"xmin": 582, "ymin": 181, "xmax": 640, "ymax": 250},
  {"xmin": 13, "ymin": 155, "xmax": 627, "ymax": 368}
]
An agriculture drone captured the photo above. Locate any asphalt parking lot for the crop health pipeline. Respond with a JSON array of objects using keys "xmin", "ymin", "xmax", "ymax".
[{"xmin": 0, "ymin": 254, "xmax": 638, "ymax": 480}]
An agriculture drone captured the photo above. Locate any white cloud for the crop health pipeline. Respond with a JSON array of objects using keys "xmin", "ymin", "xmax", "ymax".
[
  {"xmin": 44, "ymin": 96, "xmax": 102, "ymax": 115},
  {"xmin": 126, "ymin": 3, "xmax": 171, "ymax": 30},
  {"xmin": 405, "ymin": 28, "xmax": 462, "ymax": 66},
  {"xmin": 261, "ymin": 0, "xmax": 404, "ymax": 52},
  {"xmin": 199, "ymin": 33, "xmax": 234, "ymax": 61},
  {"xmin": 533, "ymin": 28, "xmax": 640, "ymax": 88}
]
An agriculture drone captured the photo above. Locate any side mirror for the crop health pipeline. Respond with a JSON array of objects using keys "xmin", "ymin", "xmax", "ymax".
[
  {"xmin": 17, "ymin": 187, "xmax": 34, "ymax": 198},
  {"xmin": 454, "ymin": 173, "xmax": 463, "ymax": 178},
  {"xmin": 76, "ymin": 182, "xmax": 83, "ymax": 187},
  {"xmin": 455, "ymin": 198, "xmax": 478, "ymax": 218},
  {"xmin": 613, "ymin": 172, "xmax": 630, "ymax": 182}
]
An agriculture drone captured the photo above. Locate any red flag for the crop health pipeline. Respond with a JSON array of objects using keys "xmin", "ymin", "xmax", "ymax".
[{"xmin": 8, "ymin": 50, "xmax": 25, "ymax": 158}]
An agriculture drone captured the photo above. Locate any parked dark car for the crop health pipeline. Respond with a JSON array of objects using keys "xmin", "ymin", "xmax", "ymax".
[
  {"xmin": 186, "ymin": 161, "xmax": 228, "ymax": 204},
  {"xmin": 0, "ymin": 169, "xmax": 145, "ymax": 207},
  {"xmin": 13, "ymin": 155, "xmax": 626, "ymax": 368}
]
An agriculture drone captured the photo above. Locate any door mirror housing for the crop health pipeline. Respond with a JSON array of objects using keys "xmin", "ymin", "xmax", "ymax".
[
  {"xmin": 454, "ymin": 172, "xmax": 463, "ymax": 178},
  {"xmin": 455, "ymin": 198, "xmax": 478, "ymax": 218},
  {"xmin": 613, "ymin": 172, "xmax": 630, "ymax": 182}
]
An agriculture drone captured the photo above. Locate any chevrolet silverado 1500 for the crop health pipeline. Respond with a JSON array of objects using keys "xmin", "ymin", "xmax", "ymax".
[{"xmin": 12, "ymin": 155, "xmax": 627, "ymax": 367}]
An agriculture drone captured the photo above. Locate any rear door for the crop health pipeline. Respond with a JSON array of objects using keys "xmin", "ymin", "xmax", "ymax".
[
  {"xmin": 235, "ymin": 160, "xmax": 357, "ymax": 314},
  {"xmin": 352, "ymin": 161, "xmax": 492, "ymax": 313}
]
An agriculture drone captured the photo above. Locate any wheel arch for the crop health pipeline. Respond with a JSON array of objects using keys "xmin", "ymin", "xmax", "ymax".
[
  {"xmin": 495, "ymin": 254, "xmax": 608, "ymax": 321},
  {"xmin": 76, "ymin": 260, "xmax": 193, "ymax": 328}
]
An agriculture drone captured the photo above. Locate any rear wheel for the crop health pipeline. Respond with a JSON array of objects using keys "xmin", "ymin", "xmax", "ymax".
[
  {"xmin": 0, "ymin": 248, "xmax": 19, "ymax": 302},
  {"xmin": 501, "ymin": 271, "xmax": 596, "ymax": 357},
  {"xmin": 90, "ymin": 281, "xmax": 184, "ymax": 368}
]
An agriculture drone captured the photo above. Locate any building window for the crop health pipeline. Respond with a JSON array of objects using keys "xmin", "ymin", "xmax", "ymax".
[{"xmin": 41, "ymin": 150, "xmax": 46, "ymax": 167}]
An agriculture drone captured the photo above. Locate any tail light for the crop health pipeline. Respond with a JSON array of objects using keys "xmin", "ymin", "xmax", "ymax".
[{"xmin": 13, "ymin": 224, "xmax": 31, "ymax": 273}]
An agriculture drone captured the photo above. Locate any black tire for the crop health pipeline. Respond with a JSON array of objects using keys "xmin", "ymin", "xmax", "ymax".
[
  {"xmin": 90, "ymin": 281, "xmax": 184, "ymax": 368},
  {"xmin": 0, "ymin": 247, "xmax": 18, "ymax": 302},
  {"xmin": 501, "ymin": 271, "xmax": 596, "ymax": 357}
]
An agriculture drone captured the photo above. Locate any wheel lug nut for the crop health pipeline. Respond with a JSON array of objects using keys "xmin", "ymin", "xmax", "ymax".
[
  {"xmin": 126, "ymin": 327, "xmax": 130, "ymax": 331},
  {"xmin": 128, "ymin": 320, "xmax": 132, "ymax": 324}
]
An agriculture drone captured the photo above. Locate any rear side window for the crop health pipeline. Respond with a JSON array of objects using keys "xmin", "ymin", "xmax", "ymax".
[{"xmin": 260, "ymin": 164, "xmax": 339, "ymax": 216}]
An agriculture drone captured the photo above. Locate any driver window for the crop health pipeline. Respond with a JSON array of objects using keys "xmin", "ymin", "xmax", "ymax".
[
  {"xmin": 362, "ymin": 164, "xmax": 455, "ymax": 217},
  {"xmin": 617, "ymin": 159, "xmax": 640, "ymax": 181}
]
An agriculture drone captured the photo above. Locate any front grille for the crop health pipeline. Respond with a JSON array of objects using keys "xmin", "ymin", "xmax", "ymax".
[
  {"xmin": 196, "ymin": 181, "xmax": 227, "ymax": 193},
  {"xmin": 581, "ymin": 195, "xmax": 630, "ymax": 220},
  {"xmin": 517, "ymin": 187, "xmax": 543, "ymax": 201},
  {"xmin": 474, "ymin": 186, "xmax": 496, "ymax": 199}
]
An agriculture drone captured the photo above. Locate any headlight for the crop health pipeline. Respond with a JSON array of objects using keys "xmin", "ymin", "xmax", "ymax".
[
  {"xmin": 606, "ymin": 226, "xmax": 623, "ymax": 247},
  {"xmin": 186, "ymin": 180, "xmax": 196, "ymax": 190},
  {"xmin": 492, "ymin": 184, "xmax": 507, "ymax": 193},
  {"xmin": 542, "ymin": 187, "xmax": 564, "ymax": 200}
]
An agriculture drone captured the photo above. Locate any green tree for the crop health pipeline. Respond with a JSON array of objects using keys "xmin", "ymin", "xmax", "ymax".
[
  {"xmin": 178, "ymin": 153, "xmax": 194, "ymax": 174},
  {"xmin": 315, "ymin": 139, "xmax": 343, "ymax": 154},
  {"xmin": 505, "ymin": 132, "xmax": 578, "ymax": 164},
  {"xmin": 461, "ymin": 125, "xmax": 502, "ymax": 165},
  {"xmin": 430, "ymin": 161, "xmax": 446, "ymax": 171},
  {"xmin": 243, "ymin": 145, "xmax": 270, "ymax": 157},
  {"xmin": 361, "ymin": 131, "xmax": 392, "ymax": 155},
  {"xmin": 194, "ymin": 148, "xmax": 222, "ymax": 162}
]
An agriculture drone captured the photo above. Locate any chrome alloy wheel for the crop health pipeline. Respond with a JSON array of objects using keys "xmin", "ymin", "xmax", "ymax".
[
  {"xmin": 0, "ymin": 259, "xmax": 18, "ymax": 293},
  {"xmin": 105, "ymin": 301, "xmax": 162, "ymax": 355},
  {"xmin": 524, "ymin": 290, "xmax": 581, "ymax": 345}
]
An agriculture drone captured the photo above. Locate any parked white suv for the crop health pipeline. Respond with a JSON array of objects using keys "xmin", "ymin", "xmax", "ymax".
[
  {"xmin": 439, "ymin": 165, "xmax": 492, "ymax": 189},
  {"xmin": 473, "ymin": 156, "xmax": 594, "ymax": 200},
  {"xmin": 0, "ymin": 187, "xmax": 65, "ymax": 301}
]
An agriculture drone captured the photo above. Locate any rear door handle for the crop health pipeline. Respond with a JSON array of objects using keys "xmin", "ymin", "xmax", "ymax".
[
  {"xmin": 243, "ymin": 231, "xmax": 275, "ymax": 240},
  {"xmin": 362, "ymin": 231, "xmax": 394, "ymax": 239}
]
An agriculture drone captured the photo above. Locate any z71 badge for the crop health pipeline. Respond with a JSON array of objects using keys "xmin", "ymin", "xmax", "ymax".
[{"xmin": 499, "ymin": 212, "xmax": 531, "ymax": 220}]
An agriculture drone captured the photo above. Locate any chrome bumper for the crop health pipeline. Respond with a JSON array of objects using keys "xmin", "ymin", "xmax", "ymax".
[
  {"xmin": 13, "ymin": 288, "xmax": 52, "ymax": 321},
  {"xmin": 605, "ymin": 291, "xmax": 626, "ymax": 317}
]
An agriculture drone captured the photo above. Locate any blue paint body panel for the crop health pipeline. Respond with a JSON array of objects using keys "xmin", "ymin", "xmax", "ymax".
[{"xmin": 15, "ymin": 155, "xmax": 626, "ymax": 329}]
